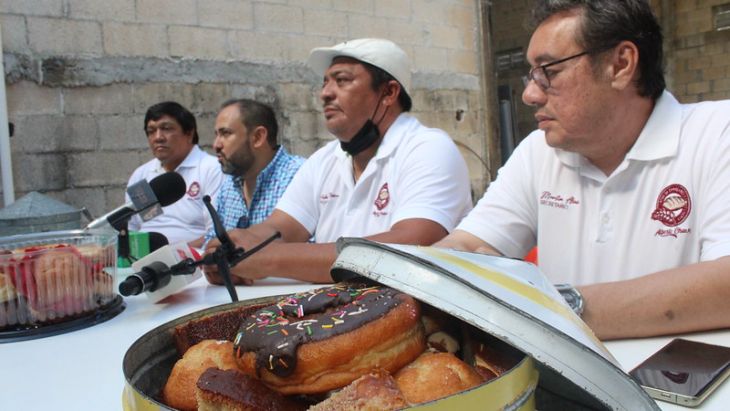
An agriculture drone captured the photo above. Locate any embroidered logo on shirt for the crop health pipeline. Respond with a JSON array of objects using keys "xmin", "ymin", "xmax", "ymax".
[
  {"xmin": 187, "ymin": 181, "xmax": 201, "ymax": 198},
  {"xmin": 539, "ymin": 191, "xmax": 580, "ymax": 209},
  {"xmin": 651, "ymin": 184, "xmax": 691, "ymax": 228},
  {"xmin": 374, "ymin": 183, "xmax": 390, "ymax": 211}
]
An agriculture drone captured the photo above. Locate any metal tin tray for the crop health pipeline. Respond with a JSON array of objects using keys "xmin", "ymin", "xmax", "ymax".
[
  {"xmin": 331, "ymin": 238, "xmax": 659, "ymax": 410},
  {"xmin": 123, "ymin": 238, "xmax": 659, "ymax": 410},
  {"xmin": 123, "ymin": 294, "xmax": 537, "ymax": 410}
]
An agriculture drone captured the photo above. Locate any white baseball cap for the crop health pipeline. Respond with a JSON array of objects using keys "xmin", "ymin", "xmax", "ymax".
[{"xmin": 307, "ymin": 38, "xmax": 411, "ymax": 95}]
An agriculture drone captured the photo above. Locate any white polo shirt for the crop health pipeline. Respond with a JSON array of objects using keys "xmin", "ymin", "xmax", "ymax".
[
  {"xmin": 458, "ymin": 91, "xmax": 730, "ymax": 286},
  {"xmin": 126, "ymin": 145, "xmax": 223, "ymax": 245},
  {"xmin": 276, "ymin": 113, "xmax": 472, "ymax": 243}
]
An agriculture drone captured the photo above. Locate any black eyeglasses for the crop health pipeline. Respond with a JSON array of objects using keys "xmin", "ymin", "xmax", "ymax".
[{"xmin": 522, "ymin": 50, "xmax": 590, "ymax": 90}]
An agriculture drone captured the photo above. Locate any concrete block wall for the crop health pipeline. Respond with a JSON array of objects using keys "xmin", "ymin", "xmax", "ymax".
[
  {"xmin": 669, "ymin": 0, "xmax": 730, "ymax": 103},
  {"xmin": 0, "ymin": 0, "xmax": 488, "ymax": 216}
]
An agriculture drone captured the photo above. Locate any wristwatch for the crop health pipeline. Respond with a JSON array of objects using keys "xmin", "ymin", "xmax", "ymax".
[{"xmin": 555, "ymin": 283, "xmax": 584, "ymax": 316}]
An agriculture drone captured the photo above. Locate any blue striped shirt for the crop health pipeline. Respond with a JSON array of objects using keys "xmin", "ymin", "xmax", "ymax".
[{"xmin": 203, "ymin": 147, "xmax": 304, "ymax": 245}]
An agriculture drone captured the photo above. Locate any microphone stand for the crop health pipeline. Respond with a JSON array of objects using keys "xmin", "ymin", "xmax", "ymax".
[
  {"xmin": 164, "ymin": 195, "xmax": 281, "ymax": 303},
  {"xmin": 116, "ymin": 221, "xmax": 131, "ymax": 266},
  {"xmin": 204, "ymin": 195, "xmax": 242, "ymax": 302}
]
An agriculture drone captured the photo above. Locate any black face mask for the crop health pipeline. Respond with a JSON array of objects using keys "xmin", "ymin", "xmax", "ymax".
[
  {"xmin": 340, "ymin": 94, "xmax": 389, "ymax": 156},
  {"xmin": 340, "ymin": 119, "xmax": 380, "ymax": 156}
]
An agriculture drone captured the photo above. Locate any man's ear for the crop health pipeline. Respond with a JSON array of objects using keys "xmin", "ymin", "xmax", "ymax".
[
  {"xmin": 381, "ymin": 80, "xmax": 401, "ymax": 106},
  {"xmin": 251, "ymin": 125, "xmax": 268, "ymax": 149},
  {"xmin": 183, "ymin": 129, "xmax": 195, "ymax": 144},
  {"xmin": 609, "ymin": 40, "xmax": 640, "ymax": 91}
]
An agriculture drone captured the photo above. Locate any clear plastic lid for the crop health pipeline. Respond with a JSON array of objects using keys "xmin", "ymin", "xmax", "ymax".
[{"xmin": 0, "ymin": 229, "xmax": 118, "ymax": 333}]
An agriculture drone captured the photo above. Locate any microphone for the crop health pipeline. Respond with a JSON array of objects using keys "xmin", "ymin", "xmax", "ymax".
[
  {"xmin": 85, "ymin": 172, "xmax": 187, "ymax": 230},
  {"xmin": 118, "ymin": 242, "xmax": 203, "ymax": 303},
  {"xmin": 118, "ymin": 231, "xmax": 169, "ymax": 267},
  {"xmin": 148, "ymin": 231, "xmax": 170, "ymax": 252}
]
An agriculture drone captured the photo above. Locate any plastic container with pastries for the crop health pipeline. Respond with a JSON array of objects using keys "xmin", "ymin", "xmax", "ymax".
[
  {"xmin": 122, "ymin": 238, "xmax": 660, "ymax": 411},
  {"xmin": 0, "ymin": 229, "xmax": 124, "ymax": 341}
]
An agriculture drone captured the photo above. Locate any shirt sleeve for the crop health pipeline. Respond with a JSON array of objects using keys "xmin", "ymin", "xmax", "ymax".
[
  {"xmin": 203, "ymin": 175, "xmax": 233, "ymax": 249},
  {"xmin": 456, "ymin": 132, "xmax": 541, "ymax": 258},
  {"xmin": 203, "ymin": 192, "xmax": 223, "ymax": 249},
  {"xmin": 125, "ymin": 167, "xmax": 143, "ymax": 232},
  {"xmin": 390, "ymin": 131, "xmax": 472, "ymax": 232},
  {"xmin": 275, "ymin": 148, "xmax": 327, "ymax": 235},
  {"xmin": 697, "ymin": 105, "xmax": 730, "ymax": 261},
  {"xmin": 200, "ymin": 156, "xmax": 225, "ymax": 234}
]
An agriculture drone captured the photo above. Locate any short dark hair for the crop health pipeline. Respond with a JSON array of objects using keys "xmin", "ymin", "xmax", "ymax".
[
  {"xmin": 529, "ymin": 0, "xmax": 665, "ymax": 100},
  {"xmin": 220, "ymin": 99, "xmax": 279, "ymax": 149},
  {"xmin": 143, "ymin": 101, "xmax": 199, "ymax": 144},
  {"xmin": 361, "ymin": 62, "xmax": 413, "ymax": 112}
]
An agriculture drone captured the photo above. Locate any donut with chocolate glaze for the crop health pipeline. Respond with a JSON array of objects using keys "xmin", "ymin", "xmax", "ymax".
[{"xmin": 233, "ymin": 283, "xmax": 425, "ymax": 394}]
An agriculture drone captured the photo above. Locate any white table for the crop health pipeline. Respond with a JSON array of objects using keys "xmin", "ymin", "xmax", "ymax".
[
  {"xmin": 1, "ymin": 276, "xmax": 728, "ymax": 411},
  {"xmin": 606, "ymin": 330, "xmax": 730, "ymax": 411}
]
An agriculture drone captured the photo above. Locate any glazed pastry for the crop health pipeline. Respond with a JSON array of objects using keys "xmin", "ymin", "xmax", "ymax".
[{"xmin": 234, "ymin": 283, "xmax": 425, "ymax": 394}]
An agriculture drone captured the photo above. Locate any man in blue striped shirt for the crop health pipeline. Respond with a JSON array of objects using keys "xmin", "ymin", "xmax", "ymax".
[{"xmin": 200, "ymin": 99, "xmax": 304, "ymax": 248}]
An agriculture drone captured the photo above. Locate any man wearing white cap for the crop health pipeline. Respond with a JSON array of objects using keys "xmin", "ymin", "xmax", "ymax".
[{"xmin": 204, "ymin": 38, "xmax": 472, "ymax": 284}]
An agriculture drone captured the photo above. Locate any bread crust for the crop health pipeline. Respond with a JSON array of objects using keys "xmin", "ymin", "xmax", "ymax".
[
  {"xmin": 162, "ymin": 339, "xmax": 239, "ymax": 411},
  {"xmin": 394, "ymin": 351, "xmax": 484, "ymax": 405},
  {"xmin": 308, "ymin": 369, "xmax": 408, "ymax": 411}
]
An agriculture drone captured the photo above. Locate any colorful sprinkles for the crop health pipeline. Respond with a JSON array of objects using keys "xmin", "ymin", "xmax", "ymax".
[{"xmin": 233, "ymin": 283, "xmax": 402, "ymax": 378}]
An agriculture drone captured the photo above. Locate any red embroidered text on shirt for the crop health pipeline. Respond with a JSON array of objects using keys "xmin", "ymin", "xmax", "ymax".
[
  {"xmin": 539, "ymin": 191, "xmax": 580, "ymax": 209},
  {"xmin": 319, "ymin": 192, "xmax": 340, "ymax": 203}
]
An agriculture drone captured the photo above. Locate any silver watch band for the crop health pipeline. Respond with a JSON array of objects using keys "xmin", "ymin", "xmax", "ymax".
[{"xmin": 555, "ymin": 283, "xmax": 584, "ymax": 316}]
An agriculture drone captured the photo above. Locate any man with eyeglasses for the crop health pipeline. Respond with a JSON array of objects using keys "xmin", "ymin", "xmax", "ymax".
[
  {"xmin": 126, "ymin": 101, "xmax": 223, "ymax": 245},
  {"xmin": 437, "ymin": 0, "xmax": 730, "ymax": 340}
]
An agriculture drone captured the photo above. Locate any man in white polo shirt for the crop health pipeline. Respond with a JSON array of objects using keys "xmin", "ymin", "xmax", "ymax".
[
  {"xmin": 204, "ymin": 38, "xmax": 472, "ymax": 284},
  {"xmin": 127, "ymin": 101, "xmax": 223, "ymax": 245},
  {"xmin": 437, "ymin": 0, "xmax": 730, "ymax": 339}
]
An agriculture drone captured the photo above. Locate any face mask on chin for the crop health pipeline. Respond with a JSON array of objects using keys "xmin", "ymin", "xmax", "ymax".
[
  {"xmin": 340, "ymin": 90, "xmax": 390, "ymax": 156},
  {"xmin": 340, "ymin": 119, "xmax": 380, "ymax": 156}
]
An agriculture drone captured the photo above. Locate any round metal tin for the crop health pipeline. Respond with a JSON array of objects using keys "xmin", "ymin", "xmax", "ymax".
[{"xmin": 123, "ymin": 294, "xmax": 538, "ymax": 410}]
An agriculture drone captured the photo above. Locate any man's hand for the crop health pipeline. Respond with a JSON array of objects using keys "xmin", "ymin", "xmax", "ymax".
[
  {"xmin": 202, "ymin": 267, "xmax": 254, "ymax": 286},
  {"xmin": 434, "ymin": 229, "xmax": 503, "ymax": 256},
  {"xmin": 202, "ymin": 228, "xmax": 276, "ymax": 285}
]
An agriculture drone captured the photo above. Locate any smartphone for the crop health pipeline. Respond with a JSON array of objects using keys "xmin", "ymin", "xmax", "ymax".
[{"xmin": 629, "ymin": 338, "xmax": 730, "ymax": 407}]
